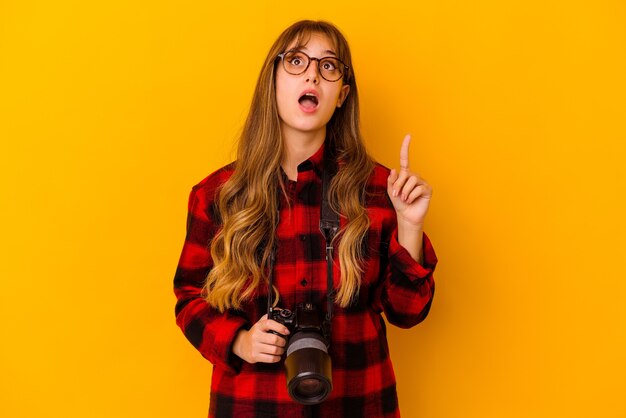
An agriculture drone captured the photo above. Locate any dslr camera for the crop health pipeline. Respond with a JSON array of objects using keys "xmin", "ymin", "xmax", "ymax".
[{"xmin": 269, "ymin": 302, "xmax": 332, "ymax": 405}]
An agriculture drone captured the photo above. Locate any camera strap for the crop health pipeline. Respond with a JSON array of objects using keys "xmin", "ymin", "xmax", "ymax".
[
  {"xmin": 266, "ymin": 144, "xmax": 340, "ymax": 325},
  {"xmin": 319, "ymin": 145, "xmax": 339, "ymax": 323}
]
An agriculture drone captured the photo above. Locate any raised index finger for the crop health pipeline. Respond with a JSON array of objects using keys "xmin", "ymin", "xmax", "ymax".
[{"xmin": 400, "ymin": 134, "xmax": 411, "ymax": 171}]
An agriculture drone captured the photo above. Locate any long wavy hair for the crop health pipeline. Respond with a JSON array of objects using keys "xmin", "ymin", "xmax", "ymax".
[{"xmin": 203, "ymin": 20, "xmax": 375, "ymax": 312}]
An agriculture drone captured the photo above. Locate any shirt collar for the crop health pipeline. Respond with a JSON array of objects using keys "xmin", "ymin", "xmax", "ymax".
[{"xmin": 296, "ymin": 140, "xmax": 325, "ymax": 175}]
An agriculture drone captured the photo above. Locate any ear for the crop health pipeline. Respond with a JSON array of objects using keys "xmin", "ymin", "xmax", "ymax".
[{"xmin": 336, "ymin": 84, "xmax": 350, "ymax": 108}]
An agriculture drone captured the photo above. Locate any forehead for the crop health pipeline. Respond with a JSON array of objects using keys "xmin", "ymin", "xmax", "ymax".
[{"xmin": 286, "ymin": 32, "xmax": 338, "ymax": 55}]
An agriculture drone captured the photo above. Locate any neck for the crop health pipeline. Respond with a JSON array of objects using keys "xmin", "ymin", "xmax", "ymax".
[{"xmin": 281, "ymin": 126, "xmax": 326, "ymax": 181}]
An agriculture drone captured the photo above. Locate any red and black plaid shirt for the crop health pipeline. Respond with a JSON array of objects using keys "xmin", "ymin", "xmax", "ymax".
[{"xmin": 174, "ymin": 143, "xmax": 437, "ymax": 417}]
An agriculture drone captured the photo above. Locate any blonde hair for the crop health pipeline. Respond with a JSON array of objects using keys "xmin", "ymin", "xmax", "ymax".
[{"xmin": 203, "ymin": 20, "xmax": 375, "ymax": 311}]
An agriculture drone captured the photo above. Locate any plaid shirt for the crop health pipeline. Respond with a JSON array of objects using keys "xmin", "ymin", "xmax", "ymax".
[{"xmin": 174, "ymin": 143, "xmax": 437, "ymax": 417}]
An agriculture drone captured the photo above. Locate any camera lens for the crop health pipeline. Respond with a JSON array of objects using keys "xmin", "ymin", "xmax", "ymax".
[
  {"xmin": 284, "ymin": 332, "xmax": 332, "ymax": 405},
  {"xmin": 295, "ymin": 377, "xmax": 324, "ymax": 397}
]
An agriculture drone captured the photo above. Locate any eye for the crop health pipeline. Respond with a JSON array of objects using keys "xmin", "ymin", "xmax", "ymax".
[
  {"xmin": 286, "ymin": 52, "xmax": 307, "ymax": 67},
  {"xmin": 322, "ymin": 61, "xmax": 335, "ymax": 71},
  {"xmin": 321, "ymin": 59, "xmax": 338, "ymax": 72}
]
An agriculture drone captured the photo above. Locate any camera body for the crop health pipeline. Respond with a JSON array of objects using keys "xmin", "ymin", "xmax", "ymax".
[
  {"xmin": 269, "ymin": 302, "xmax": 331, "ymax": 343},
  {"xmin": 269, "ymin": 303, "xmax": 333, "ymax": 405}
]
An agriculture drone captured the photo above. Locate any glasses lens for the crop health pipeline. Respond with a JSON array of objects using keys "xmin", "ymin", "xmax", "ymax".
[
  {"xmin": 283, "ymin": 51, "xmax": 309, "ymax": 75},
  {"xmin": 319, "ymin": 58, "xmax": 343, "ymax": 82}
]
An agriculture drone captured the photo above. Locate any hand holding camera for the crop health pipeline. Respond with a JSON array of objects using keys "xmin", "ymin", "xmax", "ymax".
[{"xmin": 232, "ymin": 314, "xmax": 290, "ymax": 364}]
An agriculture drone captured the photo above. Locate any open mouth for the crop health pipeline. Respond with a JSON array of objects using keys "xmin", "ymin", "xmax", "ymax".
[{"xmin": 298, "ymin": 92, "xmax": 319, "ymax": 110}]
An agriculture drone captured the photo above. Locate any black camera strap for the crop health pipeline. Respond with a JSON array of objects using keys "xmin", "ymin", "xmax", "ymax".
[
  {"xmin": 267, "ymin": 144, "xmax": 340, "ymax": 325},
  {"xmin": 319, "ymin": 146, "xmax": 339, "ymax": 323}
]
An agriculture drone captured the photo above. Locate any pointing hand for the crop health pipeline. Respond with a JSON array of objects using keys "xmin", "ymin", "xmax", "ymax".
[{"xmin": 387, "ymin": 134, "xmax": 432, "ymax": 227}]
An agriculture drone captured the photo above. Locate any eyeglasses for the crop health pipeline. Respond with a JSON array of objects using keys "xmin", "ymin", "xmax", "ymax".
[{"xmin": 277, "ymin": 50, "xmax": 349, "ymax": 82}]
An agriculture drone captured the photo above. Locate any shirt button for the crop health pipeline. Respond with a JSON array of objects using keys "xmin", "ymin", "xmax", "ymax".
[
  {"xmin": 300, "ymin": 234, "xmax": 307, "ymax": 241},
  {"xmin": 300, "ymin": 279, "xmax": 308, "ymax": 287}
]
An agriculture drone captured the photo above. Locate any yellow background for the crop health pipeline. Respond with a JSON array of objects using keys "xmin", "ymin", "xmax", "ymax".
[{"xmin": 1, "ymin": 1, "xmax": 625, "ymax": 417}]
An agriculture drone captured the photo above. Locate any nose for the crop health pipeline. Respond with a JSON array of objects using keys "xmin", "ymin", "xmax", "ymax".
[{"xmin": 305, "ymin": 58, "xmax": 320, "ymax": 84}]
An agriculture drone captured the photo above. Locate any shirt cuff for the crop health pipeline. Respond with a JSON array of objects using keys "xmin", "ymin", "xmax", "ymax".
[
  {"xmin": 388, "ymin": 228, "xmax": 438, "ymax": 281},
  {"xmin": 208, "ymin": 313, "xmax": 249, "ymax": 374}
]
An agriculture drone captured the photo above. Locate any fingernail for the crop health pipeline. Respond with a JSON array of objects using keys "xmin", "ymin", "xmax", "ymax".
[
  {"xmin": 284, "ymin": 328, "xmax": 290, "ymax": 335},
  {"xmin": 393, "ymin": 189, "xmax": 397, "ymax": 197}
]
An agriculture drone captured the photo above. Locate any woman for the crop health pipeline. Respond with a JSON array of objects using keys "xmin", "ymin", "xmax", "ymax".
[{"xmin": 174, "ymin": 20, "xmax": 437, "ymax": 417}]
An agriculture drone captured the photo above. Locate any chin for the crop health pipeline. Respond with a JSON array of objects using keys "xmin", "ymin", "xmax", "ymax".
[
  {"xmin": 298, "ymin": 116, "xmax": 334, "ymax": 131},
  {"xmin": 280, "ymin": 110, "xmax": 334, "ymax": 135},
  {"xmin": 284, "ymin": 119, "xmax": 326, "ymax": 134}
]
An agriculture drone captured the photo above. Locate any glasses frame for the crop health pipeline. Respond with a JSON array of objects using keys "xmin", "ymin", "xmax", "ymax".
[{"xmin": 276, "ymin": 49, "xmax": 350, "ymax": 83}]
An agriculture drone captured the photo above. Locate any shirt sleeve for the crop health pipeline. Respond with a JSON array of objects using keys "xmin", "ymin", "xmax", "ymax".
[
  {"xmin": 376, "ymin": 226, "xmax": 438, "ymax": 328},
  {"xmin": 173, "ymin": 182, "xmax": 248, "ymax": 373}
]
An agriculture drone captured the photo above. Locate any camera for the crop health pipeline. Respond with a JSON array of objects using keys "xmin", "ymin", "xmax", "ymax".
[{"xmin": 269, "ymin": 302, "xmax": 333, "ymax": 405}]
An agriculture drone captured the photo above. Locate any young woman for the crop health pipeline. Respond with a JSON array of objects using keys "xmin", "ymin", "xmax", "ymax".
[{"xmin": 174, "ymin": 20, "xmax": 437, "ymax": 417}]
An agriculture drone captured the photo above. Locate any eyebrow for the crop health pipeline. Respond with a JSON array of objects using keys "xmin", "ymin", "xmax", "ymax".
[{"xmin": 293, "ymin": 46, "xmax": 338, "ymax": 57}]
